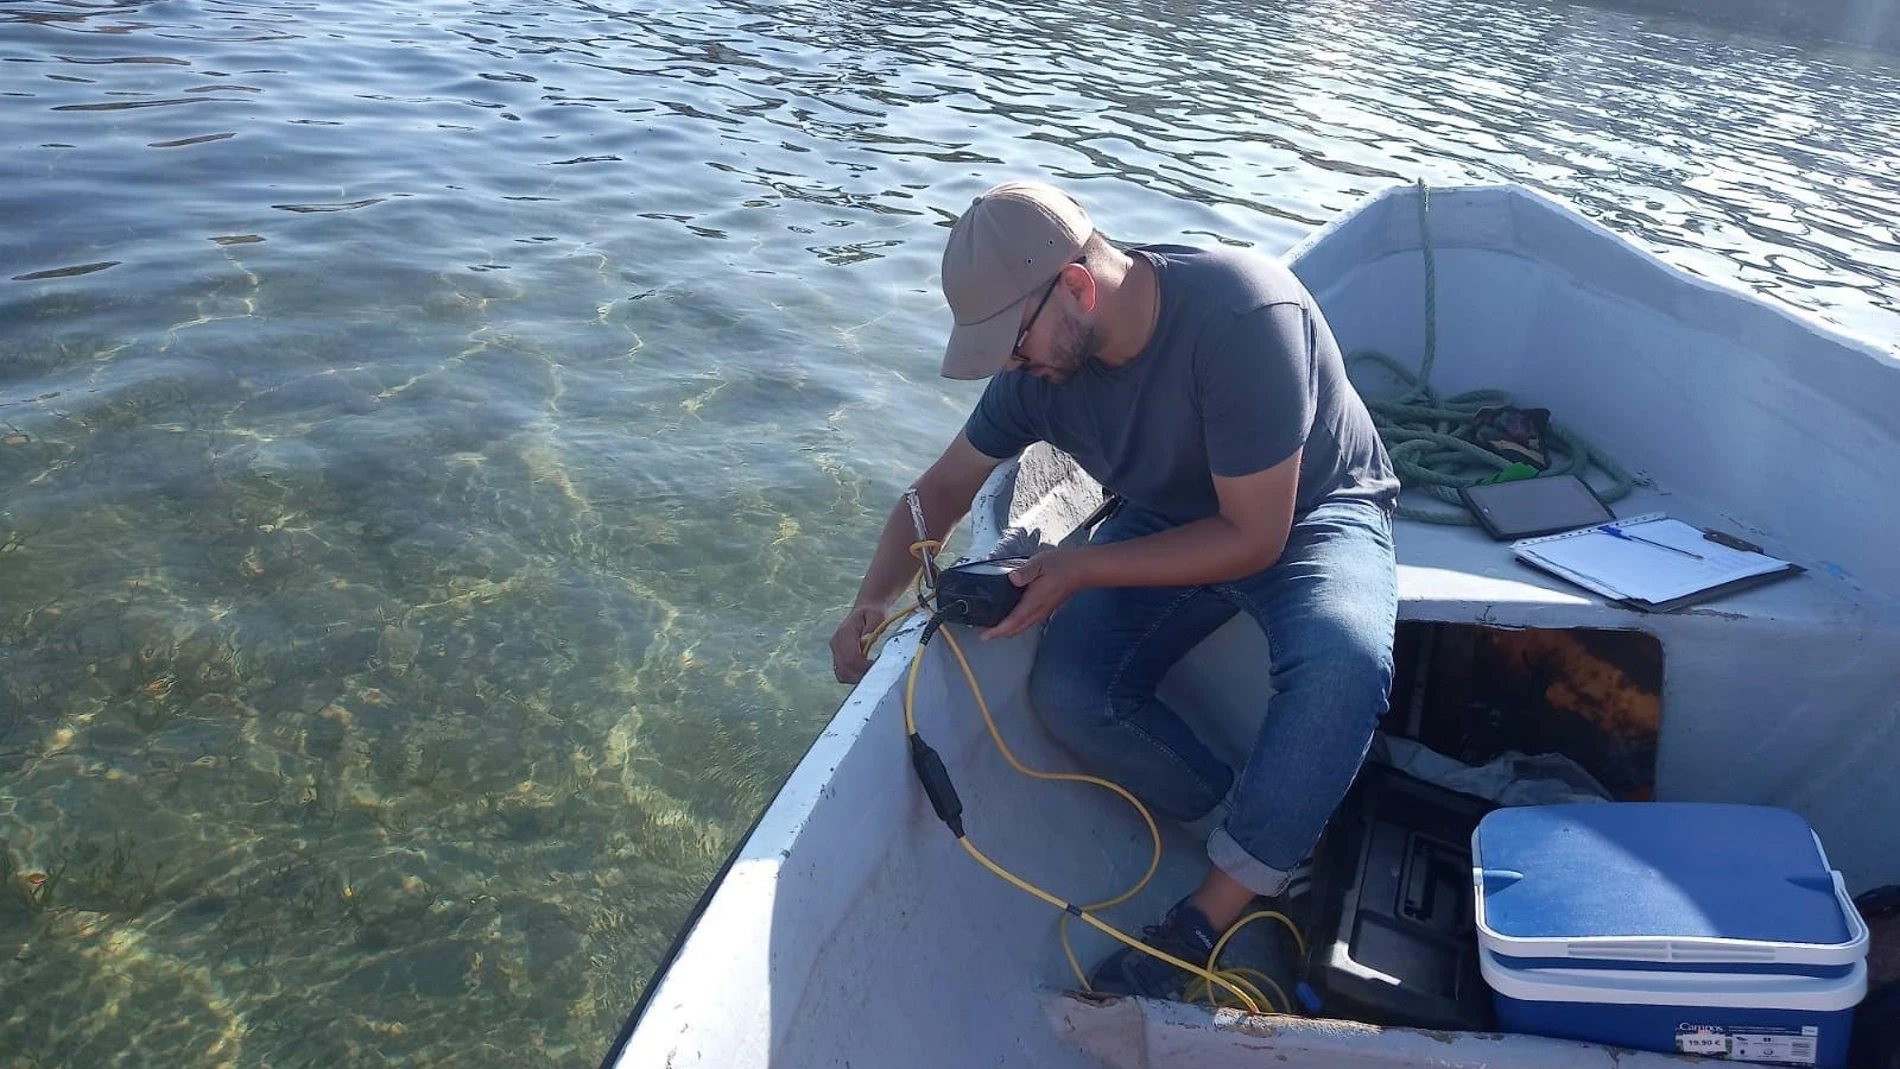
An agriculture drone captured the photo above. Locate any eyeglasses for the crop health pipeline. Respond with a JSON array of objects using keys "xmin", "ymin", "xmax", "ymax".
[{"xmin": 1011, "ymin": 259, "xmax": 1083, "ymax": 362}]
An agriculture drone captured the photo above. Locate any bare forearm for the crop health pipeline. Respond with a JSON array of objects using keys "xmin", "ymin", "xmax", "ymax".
[{"xmin": 1078, "ymin": 516, "xmax": 1283, "ymax": 590}]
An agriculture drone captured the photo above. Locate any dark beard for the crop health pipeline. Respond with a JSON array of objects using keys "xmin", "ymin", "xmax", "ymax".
[{"xmin": 1044, "ymin": 313, "xmax": 1101, "ymax": 385}]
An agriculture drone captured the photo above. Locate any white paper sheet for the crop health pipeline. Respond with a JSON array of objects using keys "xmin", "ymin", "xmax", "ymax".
[{"xmin": 1513, "ymin": 516, "xmax": 1793, "ymax": 605}]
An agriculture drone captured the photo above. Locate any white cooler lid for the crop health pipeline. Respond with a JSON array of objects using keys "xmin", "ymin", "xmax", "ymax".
[{"xmin": 1479, "ymin": 948, "xmax": 1868, "ymax": 1011}]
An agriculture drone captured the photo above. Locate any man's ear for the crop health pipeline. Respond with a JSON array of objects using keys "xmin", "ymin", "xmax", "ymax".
[{"xmin": 1063, "ymin": 262, "xmax": 1099, "ymax": 314}]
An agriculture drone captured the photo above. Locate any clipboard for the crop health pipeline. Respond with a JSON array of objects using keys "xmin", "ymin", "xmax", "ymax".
[{"xmin": 1511, "ymin": 513, "xmax": 1805, "ymax": 613}]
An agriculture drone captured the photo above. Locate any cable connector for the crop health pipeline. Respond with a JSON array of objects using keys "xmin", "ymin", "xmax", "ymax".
[
  {"xmin": 919, "ymin": 612, "xmax": 947, "ymax": 647},
  {"xmin": 907, "ymin": 732, "xmax": 964, "ymax": 839}
]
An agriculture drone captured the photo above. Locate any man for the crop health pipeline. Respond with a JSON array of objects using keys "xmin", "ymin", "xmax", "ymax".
[{"xmin": 828, "ymin": 179, "xmax": 1401, "ymax": 1000}]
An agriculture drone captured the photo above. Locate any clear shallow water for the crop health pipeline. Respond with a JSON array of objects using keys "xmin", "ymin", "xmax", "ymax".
[{"xmin": 1, "ymin": 0, "xmax": 1896, "ymax": 1064}]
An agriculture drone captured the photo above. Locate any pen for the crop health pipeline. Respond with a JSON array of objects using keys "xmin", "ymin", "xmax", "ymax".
[{"xmin": 1603, "ymin": 525, "xmax": 1704, "ymax": 560}]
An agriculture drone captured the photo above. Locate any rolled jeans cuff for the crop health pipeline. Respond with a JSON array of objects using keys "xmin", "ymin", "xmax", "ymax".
[{"xmin": 1207, "ymin": 826, "xmax": 1294, "ymax": 897}]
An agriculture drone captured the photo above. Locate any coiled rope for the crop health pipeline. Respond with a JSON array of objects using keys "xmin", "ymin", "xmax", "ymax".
[{"xmin": 1343, "ymin": 180, "xmax": 1643, "ymax": 524}]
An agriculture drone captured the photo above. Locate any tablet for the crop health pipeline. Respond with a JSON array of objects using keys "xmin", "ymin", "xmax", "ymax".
[{"xmin": 1458, "ymin": 475, "xmax": 1615, "ymax": 541}]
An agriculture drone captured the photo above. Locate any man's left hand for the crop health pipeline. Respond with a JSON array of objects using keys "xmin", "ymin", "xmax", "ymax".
[{"xmin": 979, "ymin": 547, "xmax": 1095, "ymax": 641}]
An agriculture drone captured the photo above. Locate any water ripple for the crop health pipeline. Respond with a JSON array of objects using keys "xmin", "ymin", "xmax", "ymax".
[
  {"xmin": 11, "ymin": 260, "xmax": 121, "ymax": 281},
  {"xmin": 269, "ymin": 197, "xmax": 386, "ymax": 213},
  {"xmin": 148, "ymin": 131, "xmax": 235, "ymax": 147},
  {"xmin": 49, "ymin": 94, "xmax": 215, "ymax": 110}
]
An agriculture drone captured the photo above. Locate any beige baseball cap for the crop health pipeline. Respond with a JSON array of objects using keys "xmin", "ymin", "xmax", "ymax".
[{"xmin": 939, "ymin": 180, "xmax": 1093, "ymax": 379}]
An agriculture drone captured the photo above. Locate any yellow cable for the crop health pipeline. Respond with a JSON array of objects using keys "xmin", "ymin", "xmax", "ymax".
[
  {"xmin": 864, "ymin": 539, "xmax": 1305, "ymax": 1017},
  {"xmin": 861, "ymin": 603, "xmax": 915, "ymax": 652},
  {"xmin": 903, "ymin": 644, "xmax": 1265, "ymax": 1013},
  {"xmin": 955, "ymin": 836, "xmax": 1265, "ymax": 1013},
  {"xmin": 856, "ymin": 541, "xmax": 943, "ymax": 661},
  {"xmin": 1192, "ymin": 967, "xmax": 1285, "ymax": 1016},
  {"xmin": 931, "ymin": 628, "xmax": 1164, "ymax": 993},
  {"xmin": 1186, "ymin": 910, "xmax": 1304, "ymax": 1013}
]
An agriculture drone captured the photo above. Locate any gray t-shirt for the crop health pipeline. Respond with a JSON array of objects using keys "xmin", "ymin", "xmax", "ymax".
[{"xmin": 963, "ymin": 244, "xmax": 1398, "ymax": 525}]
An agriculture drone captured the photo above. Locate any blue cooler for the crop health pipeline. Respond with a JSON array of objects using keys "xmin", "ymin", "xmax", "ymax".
[{"xmin": 1472, "ymin": 803, "xmax": 1868, "ymax": 1068}]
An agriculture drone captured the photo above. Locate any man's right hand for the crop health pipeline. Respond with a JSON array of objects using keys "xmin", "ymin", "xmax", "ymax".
[{"xmin": 829, "ymin": 603, "xmax": 888, "ymax": 684}]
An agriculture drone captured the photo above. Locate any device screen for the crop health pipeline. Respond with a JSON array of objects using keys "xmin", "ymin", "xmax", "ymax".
[{"xmin": 1462, "ymin": 475, "xmax": 1614, "ymax": 539}]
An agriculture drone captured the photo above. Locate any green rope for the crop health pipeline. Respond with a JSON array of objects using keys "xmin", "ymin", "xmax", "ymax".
[{"xmin": 1344, "ymin": 180, "xmax": 1643, "ymax": 524}]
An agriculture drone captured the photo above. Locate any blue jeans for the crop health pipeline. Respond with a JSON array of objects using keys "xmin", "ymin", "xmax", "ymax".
[{"xmin": 1028, "ymin": 498, "xmax": 1398, "ymax": 896}]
